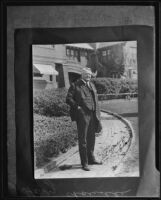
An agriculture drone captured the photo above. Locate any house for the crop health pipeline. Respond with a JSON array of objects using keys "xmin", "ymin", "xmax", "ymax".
[
  {"xmin": 123, "ymin": 41, "xmax": 137, "ymax": 79},
  {"xmin": 32, "ymin": 41, "xmax": 137, "ymax": 90},
  {"xmin": 97, "ymin": 41, "xmax": 137, "ymax": 79},
  {"xmin": 32, "ymin": 44, "xmax": 94, "ymax": 90}
]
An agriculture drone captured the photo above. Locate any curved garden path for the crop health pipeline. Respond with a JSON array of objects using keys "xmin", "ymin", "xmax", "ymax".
[{"xmin": 35, "ymin": 110, "xmax": 139, "ymax": 179}]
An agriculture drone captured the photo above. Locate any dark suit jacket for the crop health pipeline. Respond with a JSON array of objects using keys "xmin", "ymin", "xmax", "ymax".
[{"xmin": 66, "ymin": 79, "xmax": 102, "ymax": 133}]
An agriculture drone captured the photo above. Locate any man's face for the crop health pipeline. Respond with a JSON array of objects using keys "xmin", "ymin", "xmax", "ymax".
[{"xmin": 82, "ymin": 72, "xmax": 92, "ymax": 82}]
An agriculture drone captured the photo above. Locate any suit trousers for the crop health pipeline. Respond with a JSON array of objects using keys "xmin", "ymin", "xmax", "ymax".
[{"xmin": 76, "ymin": 108, "xmax": 97, "ymax": 166}]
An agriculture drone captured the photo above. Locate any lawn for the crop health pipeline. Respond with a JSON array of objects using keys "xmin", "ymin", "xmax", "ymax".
[
  {"xmin": 99, "ymin": 98, "xmax": 138, "ymax": 135},
  {"xmin": 99, "ymin": 98, "xmax": 138, "ymax": 115},
  {"xmin": 99, "ymin": 98, "xmax": 139, "ymax": 175}
]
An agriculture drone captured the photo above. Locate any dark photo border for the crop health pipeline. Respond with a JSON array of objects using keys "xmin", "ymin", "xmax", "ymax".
[
  {"xmin": 1, "ymin": 1, "xmax": 160, "ymax": 198},
  {"xmin": 14, "ymin": 25, "xmax": 154, "ymax": 196}
]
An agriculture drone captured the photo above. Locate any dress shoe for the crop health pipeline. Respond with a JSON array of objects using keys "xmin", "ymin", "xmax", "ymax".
[
  {"xmin": 82, "ymin": 165, "xmax": 90, "ymax": 171},
  {"xmin": 88, "ymin": 160, "xmax": 102, "ymax": 165}
]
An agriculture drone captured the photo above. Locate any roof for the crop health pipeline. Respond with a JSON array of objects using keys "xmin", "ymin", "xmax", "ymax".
[
  {"xmin": 66, "ymin": 43, "xmax": 94, "ymax": 50},
  {"xmin": 97, "ymin": 42, "xmax": 125, "ymax": 49},
  {"xmin": 33, "ymin": 64, "xmax": 58, "ymax": 75}
]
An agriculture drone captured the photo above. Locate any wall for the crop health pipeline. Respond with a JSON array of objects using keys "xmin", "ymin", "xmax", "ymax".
[
  {"xmin": 32, "ymin": 44, "xmax": 89, "ymax": 88},
  {"xmin": 7, "ymin": 5, "xmax": 158, "ymax": 197},
  {"xmin": 33, "ymin": 45, "xmax": 67, "ymax": 63}
]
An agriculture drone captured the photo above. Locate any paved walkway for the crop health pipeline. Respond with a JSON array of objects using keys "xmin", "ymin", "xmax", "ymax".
[{"xmin": 35, "ymin": 111, "xmax": 139, "ymax": 179}]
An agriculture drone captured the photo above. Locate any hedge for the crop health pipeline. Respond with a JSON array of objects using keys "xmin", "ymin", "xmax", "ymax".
[
  {"xmin": 34, "ymin": 114, "xmax": 77, "ymax": 168},
  {"xmin": 33, "ymin": 88, "xmax": 70, "ymax": 117},
  {"xmin": 33, "ymin": 79, "xmax": 138, "ymax": 117},
  {"xmin": 33, "ymin": 78, "xmax": 138, "ymax": 117},
  {"xmin": 98, "ymin": 93, "xmax": 138, "ymax": 101},
  {"xmin": 92, "ymin": 77, "xmax": 138, "ymax": 94}
]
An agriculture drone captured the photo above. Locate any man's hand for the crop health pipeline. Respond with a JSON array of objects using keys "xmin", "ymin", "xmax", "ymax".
[{"xmin": 96, "ymin": 120, "xmax": 102, "ymax": 133}]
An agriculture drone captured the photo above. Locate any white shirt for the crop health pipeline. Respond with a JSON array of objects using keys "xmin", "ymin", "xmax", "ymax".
[{"xmin": 81, "ymin": 79, "xmax": 90, "ymax": 87}]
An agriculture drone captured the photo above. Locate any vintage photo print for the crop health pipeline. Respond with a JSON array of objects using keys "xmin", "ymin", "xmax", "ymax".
[{"xmin": 32, "ymin": 41, "xmax": 139, "ymax": 179}]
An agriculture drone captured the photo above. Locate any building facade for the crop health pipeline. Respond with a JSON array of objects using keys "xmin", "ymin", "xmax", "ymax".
[
  {"xmin": 97, "ymin": 41, "xmax": 137, "ymax": 79},
  {"xmin": 32, "ymin": 44, "xmax": 94, "ymax": 90},
  {"xmin": 32, "ymin": 41, "xmax": 137, "ymax": 90}
]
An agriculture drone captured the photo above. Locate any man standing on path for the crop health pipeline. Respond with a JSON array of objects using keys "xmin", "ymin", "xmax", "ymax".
[{"xmin": 66, "ymin": 67, "xmax": 102, "ymax": 171}]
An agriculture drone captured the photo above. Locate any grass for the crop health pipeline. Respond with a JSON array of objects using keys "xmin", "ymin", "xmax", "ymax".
[
  {"xmin": 99, "ymin": 98, "xmax": 138, "ymax": 115},
  {"xmin": 99, "ymin": 98, "xmax": 139, "ymax": 175},
  {"xmin": 99, "ymin": 98, "xmax": 138, "ymax": 133}
]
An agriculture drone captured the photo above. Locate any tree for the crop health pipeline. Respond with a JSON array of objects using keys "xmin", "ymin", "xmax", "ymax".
[
  {"xmin": 98, "ymin": 49, "xmax": 125, "ymax": 78},
  {"xmin": 87, "ymin": 52, "xmax": 104, "ymax": 77},
  {"xmin": 87, "ymin": 49, "xmax": 125, "ymax": 78}
]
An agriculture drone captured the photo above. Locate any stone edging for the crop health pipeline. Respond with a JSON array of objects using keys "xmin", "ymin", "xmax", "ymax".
[
  {"xmin": 100, "ymin": 109, "xmax": 134, "ymax": 169},
  {"xmin": 101, "ymin": 109, "xmax": 134, "ymax": 139}
]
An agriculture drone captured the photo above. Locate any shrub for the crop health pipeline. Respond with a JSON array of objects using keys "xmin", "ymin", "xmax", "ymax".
[
  {"xmin": 33, "ymin": 88, "xmax": 70, "ymax": 117},
  {"xmin": 98, "ymin": 93, "xmax": 138, "ymax": 101},
  {"xmin": 34, "ymin": 114, "xmax": 78, "ymax": 168},
  {"xmin": 92, "ymin": 77, "xmax": 138, "ymax": 94}
]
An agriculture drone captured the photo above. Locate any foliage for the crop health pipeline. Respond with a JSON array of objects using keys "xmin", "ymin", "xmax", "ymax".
[
  {"xmin": 100, "ymin": 62, "xmax": 125, "ymax": 78},
  {"xmin": 87, "ymin": 48, "xmax": 125, "ymax": 78},
  {"xmin": 34, "ymin": 114, "xmax": 77, "ymax": 167},
  {"xmin": 92, "ymin": 77, "xmax": 138, "ymax": 95},
  {"xmin": 96, "ymin": 46, "xmax": 125, "ymax": 78},
  {"xmin": 98, "ymin": 93, "xmax": 138, "ymax": 101},
  {"xmin": 33, "ymin": 88, "xmax": 70, "ymax": 117},
  {"xmin": 87, "ymin": 52, "xmax": 103, "ymax": 73}
]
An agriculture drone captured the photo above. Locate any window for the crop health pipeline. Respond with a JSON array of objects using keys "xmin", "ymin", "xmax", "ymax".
[
  {"xmin": 80, "ymin": 50, "xmax": 84, "ymax": 56},
  {"xmin": 66, "ymin": 48, "xmax": 71, "ymax": 56},
  {"xmin": 49, "ymin": 75, "xmax": 53, "ymax": 81},
  {"xmin": 77, "ymin": 50, "xmax": 81, "ymax": 62},
  {"xmin": 107, "ymin": 50, "xmax": 111, "ymax": 55},
  {"xmin": 71, "ymin": 49, "xmax": 74, "ymax": 56},
  {"xmin": 102, "ymin": 51, "xmax": 106, "ymax": 56},
  {"xmin": 33, "ymin": 73, "xmax": 43, "ymax": 77},
  {"xmin": 75, "ymin": 50, "xmax": 78, "ymax": 57}
]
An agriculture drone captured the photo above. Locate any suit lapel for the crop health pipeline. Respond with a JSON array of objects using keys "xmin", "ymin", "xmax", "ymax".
[
  {"xmin": 79, "ymin": 79, "xmax": 88, "ymax": 96},
  {"xmin": 79, "ymin": 79, "xmax": 96, "ymax": 97},
  {"xmin": 81, "ymin": 84, "xmax": 89, "ymax": 96},
  {"xmin": 90, "ymin": 82, "xmax": 97, "ymax": 100}
]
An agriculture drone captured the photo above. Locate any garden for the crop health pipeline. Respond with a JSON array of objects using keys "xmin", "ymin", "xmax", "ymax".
[{"xmin": 33, "ymin": 78, "xmax": 138, "ymax": 168}]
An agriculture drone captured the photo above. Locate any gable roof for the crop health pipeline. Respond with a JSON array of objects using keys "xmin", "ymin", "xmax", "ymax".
[
  {"xmin": 66, "ymin": 43, "xmax": 94, "ymax": 50},
  {"xmin": 97, "ymin": 42, "xmax": 125, "ymax": 49}
]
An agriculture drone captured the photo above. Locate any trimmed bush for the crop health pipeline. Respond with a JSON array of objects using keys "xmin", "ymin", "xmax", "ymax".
[
  {"xmin": 92, "ymin": 77, "xmax": 138, "ymax": 94},
  {"xmin": 33, "ymin": 88, "xmax": 70, "ymax": 117},
  {"xmin": 98, "ymin": 93, "xmax": 138, "ymax": 101},
  {"xmin": 34, "ymin": 114, "xmax": 77, "ymax": 168}
]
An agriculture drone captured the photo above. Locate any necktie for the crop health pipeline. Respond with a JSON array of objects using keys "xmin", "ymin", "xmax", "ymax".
[{"xmin": 86, "ymin": 82, "xmax": 91, "ymax": 90}]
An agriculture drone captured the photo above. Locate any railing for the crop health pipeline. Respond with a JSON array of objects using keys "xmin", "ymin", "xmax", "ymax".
[{"xmin": 98, "ymin": 93, "xmax": 138, "ymax": 101}]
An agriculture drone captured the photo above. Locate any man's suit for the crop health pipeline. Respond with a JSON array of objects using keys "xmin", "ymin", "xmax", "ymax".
[{"xmin": 66, "ymin": 79, "xmax": 102, "ymax": 167}]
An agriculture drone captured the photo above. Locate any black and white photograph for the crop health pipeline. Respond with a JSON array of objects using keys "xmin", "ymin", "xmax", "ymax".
[
  {"xmin": 33, "ymin": 41, "xmax": 139, "ymax": 179},
  {"xmin": 4, "ymin": 3, "xmax": 159, "ymax": 198}
]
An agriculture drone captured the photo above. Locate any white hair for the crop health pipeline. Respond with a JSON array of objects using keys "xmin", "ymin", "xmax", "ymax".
[{"xmin": 81, "ymin": 67, "xmax": 92, "ymax": 75}]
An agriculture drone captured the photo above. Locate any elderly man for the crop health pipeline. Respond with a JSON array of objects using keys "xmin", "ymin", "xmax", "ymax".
[{"xmin": 66, "ymin": 67, "xmax": 102, "ymax": 171}]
